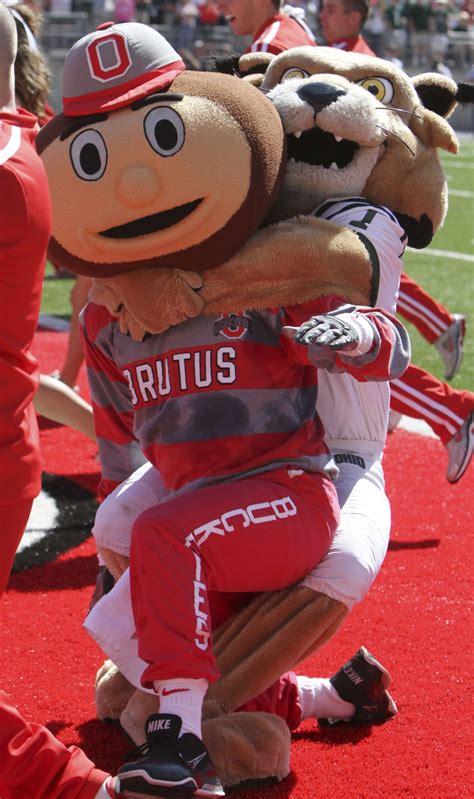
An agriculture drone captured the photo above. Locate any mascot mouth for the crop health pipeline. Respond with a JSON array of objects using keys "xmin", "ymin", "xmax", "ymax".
[
  {"xmin": 99, "ymin": 198, "xmax": 204, "ymax": 239},
  {"xmin": 287, "ymin": 128, "xmax": 359, "ymax": 170}
]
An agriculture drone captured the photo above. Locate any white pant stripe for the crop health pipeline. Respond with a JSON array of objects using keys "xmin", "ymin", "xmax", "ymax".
[
  {"xmin": 391, "ymin": 378, "xmax": 464, "ymax": 426},
  {"xmin": 391, "ymin": 385, "xmax": 460, "ymax": 436},
  {"xmin": 397, "ymin": 292, "xmax": 446, "ymax": 336}
]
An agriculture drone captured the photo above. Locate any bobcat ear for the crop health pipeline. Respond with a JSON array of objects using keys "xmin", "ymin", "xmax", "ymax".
[
  {"xmin": 238, "ymin": 52, "xmax": 275, "ymax": 80},
  {"xmin": 211, "ymin": 52, "xmax": 243, "ymax": 76},
  {"xmin": 411, "ymin": 72, "xmax": 474, "ymax": 119},
  {"xmin": 410, "ymin": 106, "xmax": 458, "ymax": 154},
  {"xmin": 211, "ymin": 52, "xmax": 274, "ymax": 85}
]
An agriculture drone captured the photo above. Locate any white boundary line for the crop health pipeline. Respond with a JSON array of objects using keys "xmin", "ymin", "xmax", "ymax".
[
  {"xmin": 448, "ymin": 189, "xmax": 474, "ymax": 198},
  {"xmin": 395, "ymin": 416, "xmax": 437, "ymax": 439},
  {"xmin": 407, "ymin": 247, "xmax": 474, "ymax": 262}
]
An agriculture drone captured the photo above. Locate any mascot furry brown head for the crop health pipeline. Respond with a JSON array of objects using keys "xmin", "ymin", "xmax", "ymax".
[
  {"xmin": 37, "ymin": 22, "xmax": 286, "ymax": 276},
  {"xmin": 38, "ymin": 33, "xmax": 472, "ymax": 791}
]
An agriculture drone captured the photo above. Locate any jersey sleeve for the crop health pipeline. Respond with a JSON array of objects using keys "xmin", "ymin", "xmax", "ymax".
[
  {"xmin": 328, "ymin": 304, "xmax": 411, "ymax": 381},
  {"xmin": 314, "ymin": 197, "xmax": 408, "ymax": 312},
  {"xmin": 81, "ymin": 305, "xmax": 146, "ymax": 500},
  {"xmin": 280, "ymin": 297, "xmax": 410, "ymax": 381}
]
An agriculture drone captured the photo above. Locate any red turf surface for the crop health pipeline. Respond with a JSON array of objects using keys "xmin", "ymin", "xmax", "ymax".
[{"xmin": 1, "ymin": 331, "xmax": 473, "ymax": 798}]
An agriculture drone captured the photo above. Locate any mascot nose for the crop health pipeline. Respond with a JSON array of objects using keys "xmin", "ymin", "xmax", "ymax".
[
  {"xmin": 117, "ymin": 167, "xmax": 161, "ymax": 208},
  {"xmin": 297, "ymin": 82, "xmax": 346, "ymax": 114}
]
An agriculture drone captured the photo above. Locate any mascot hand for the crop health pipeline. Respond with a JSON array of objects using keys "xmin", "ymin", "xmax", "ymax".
[
  {"xmin": 285, "ymin": 314, "xmax": 360, "ymax": 351},
  {"xmin": 90, "ymin": 269, "xmax": 204, "ymax": 341}
]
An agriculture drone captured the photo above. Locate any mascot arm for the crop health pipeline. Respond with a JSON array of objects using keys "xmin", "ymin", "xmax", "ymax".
[
  {"xmin": 89, "ymin": 217, "xmax": 373, "ymax": 340},
  {"xmin": 90, "ymin": 268, "xmax": 204, "ymax": 342},
  {"xmin": 200, "ymin": 216, "xmax": 373, "ymax": 314}
]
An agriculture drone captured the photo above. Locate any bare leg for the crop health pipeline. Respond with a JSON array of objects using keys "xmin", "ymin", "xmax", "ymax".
[
  {"xmin": 58, "ymin": 275, "xmax": 92, "ymax": 388},
  {"xmin": 35, "ymin": 374, "xmax": 96, "ymax": 441}
]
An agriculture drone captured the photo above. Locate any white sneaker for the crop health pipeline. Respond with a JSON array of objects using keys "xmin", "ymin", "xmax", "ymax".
[
  {"xmin": 434, "ymin": 314, "xmax": 466, "ymax": 380},
  {"xmin": 446, "ymin": 410, "xmax": 474, "ymax": 483}
]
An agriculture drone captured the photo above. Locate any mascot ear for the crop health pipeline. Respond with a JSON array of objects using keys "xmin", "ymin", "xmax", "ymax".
[
  {"xmin": 409, "ymin": 105, "xmax": 458, "ymax": 154},
  {"xmin": 212, "ymin": 52, "xmax": 274, "ymax": 85},
  {"xmin": 238, "ymin": 52, "xmax": 275, "ymax": 86},
  {"xmin": 412, "ymin": 72, "xmax": 474, "ymax": 119},
  {"xmin": 212, "ymin": 52, "xmax": 243, "ymax": 76}
]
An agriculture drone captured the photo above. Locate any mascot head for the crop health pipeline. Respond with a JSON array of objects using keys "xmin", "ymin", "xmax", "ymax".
[
  {"xmin": 37, "ymin": 22, "xmax": 286, "ymax": 277},
  {"xmin": 236, "ymin": 46, "xmax": 467, "ymax": 249}
]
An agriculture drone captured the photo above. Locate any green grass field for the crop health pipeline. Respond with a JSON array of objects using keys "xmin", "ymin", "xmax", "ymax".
[{"xmin": 41, "ymin": 137, "xmax": 474, "ymax": 390}]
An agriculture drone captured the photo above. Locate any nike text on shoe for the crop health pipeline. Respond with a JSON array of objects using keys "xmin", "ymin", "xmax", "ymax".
[
  {"xmin": 434, "ymin": 314, "xmax": 466, "ymax": 381},
  {"xmin": 318, "ymin": 646, "xmax": 398, "ymax": 727},
  {"xmin": 446, "ymin": 409, "xmax": 474, "ymax": 483},
  {"xmin": 117, "ymin": 713, "xmax": 224, "ymax": 798}
]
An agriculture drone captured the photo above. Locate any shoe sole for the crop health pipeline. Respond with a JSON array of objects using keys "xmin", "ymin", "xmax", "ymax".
[
  {"xmin": 121, "ymin": 789, "xmax": 223, "ymax": 799},
  {"xmin": 443, "ymin": 317, "xmax": 465, "ymax": 381},
  {"xmin": 118, "ymin": 772, "xmax": 196, "ymax": 798},
  {"xmin": 119, "ymin": 775, "xmax": 224, "ymax": 799},
  {"xmin": 121, "ymin": 791, "xmax": 193, "ymax": 799},
  {"xmin": 359, "ymin": 646, "xmax": 398, "ymax": 716},
  {"xmin": 448, "ymin": 410, "xmax": 474, "ymax": 484}
]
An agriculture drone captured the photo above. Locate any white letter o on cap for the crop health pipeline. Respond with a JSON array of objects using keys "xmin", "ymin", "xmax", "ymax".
[{"xmin": 86, "ymin": 33, "xmax": 132, "ymax": 82}]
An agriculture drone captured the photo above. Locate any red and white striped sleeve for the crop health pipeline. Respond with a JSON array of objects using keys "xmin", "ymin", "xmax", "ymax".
[{"xmin": 81, "ymin": 303, "xmax": 145, "ymax": 500}]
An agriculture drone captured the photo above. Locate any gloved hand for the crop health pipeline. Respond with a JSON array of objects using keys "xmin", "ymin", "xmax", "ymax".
[{"xmin": 290, "ymin": 314, "xmax": 360, "ymax": 351}]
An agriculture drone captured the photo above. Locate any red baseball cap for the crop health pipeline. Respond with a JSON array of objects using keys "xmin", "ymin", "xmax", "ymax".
[{"xmin": 62, "ymin": 22, "xmax": 185, "ymax": 117}]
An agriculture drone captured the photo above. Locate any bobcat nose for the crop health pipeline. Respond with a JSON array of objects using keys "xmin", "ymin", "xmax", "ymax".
[{"xmin": 296, "ymin": 82, "xmax": 346, "ymax": 114}]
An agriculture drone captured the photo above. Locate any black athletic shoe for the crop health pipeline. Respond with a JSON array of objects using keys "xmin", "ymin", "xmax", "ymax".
[
  {"xmin": 179, "ymin": 732, "xmax": 225, "ymax": 797},
  {"xmin": 117, "ymin": 714, "xmax": 224, "ymax": 798},
  {"xmin": 318, "ymin": 646, "xmax": 398, "ymax": 727}
]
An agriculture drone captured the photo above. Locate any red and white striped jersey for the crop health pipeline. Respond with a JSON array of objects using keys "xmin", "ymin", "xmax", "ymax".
[
  {"xmin": 247, "ymin": 12, "xmax": 316, "ymax": 55},
  {"xmin": 81, "ymin": 295, "xmax": 409, "ymax": 500}
]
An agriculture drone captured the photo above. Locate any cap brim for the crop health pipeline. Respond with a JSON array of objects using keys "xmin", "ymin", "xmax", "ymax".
[{"xmin": 63, "ymin": 61, "xmax": 185, "ymax": 117}]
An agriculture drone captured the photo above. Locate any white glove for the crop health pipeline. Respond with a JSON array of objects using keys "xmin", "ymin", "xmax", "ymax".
[
  {"xmin": 283, "ymin": 312, "xmax": 375, "ymax": 357},
  {"xmin": 293, "ymin": 314, "xmax": 360, "ymax": 350}
]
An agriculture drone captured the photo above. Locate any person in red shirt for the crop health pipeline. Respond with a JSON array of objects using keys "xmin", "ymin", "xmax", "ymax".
[
  {"xmin": 217, "ymin": 0, "xmax": 316, "ymax": 54},
  {"xmin": 0, "ymin": 6, "xmax": 120, "ymax": 798},
  {"xmin": 319, "ymin": 0, "xmax": 376, "ymax": 55},
  {"xmin": 0, "ymin": 3, "xmax": 51, "ymax": 596}
]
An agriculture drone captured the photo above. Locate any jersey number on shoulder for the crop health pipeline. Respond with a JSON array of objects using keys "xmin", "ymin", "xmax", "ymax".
[{"xmin": 349, "ymin": 209, "xmax": 377, "ymax": 231}]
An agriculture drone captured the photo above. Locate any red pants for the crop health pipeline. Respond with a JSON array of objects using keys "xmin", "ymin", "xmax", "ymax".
[
  {"xmin": 239, "ymin": 671, "xmax": 302, "ymax": 731},
  {"xmin": 130, "ymin": 467, "xmax": 339, "ymax": 687},
  {"xmin": 390, "ymin": 364, "xmax": 474, "ymax": 444},
  {"xmin": 397, "ymin": 272, "xmax": 452, "ymax": 343},
  {"xmin": 0, "ymin": 500, "xmax": 33, "ymax": 596},
  {"xmin": 0, "ymin": 690, "xmax": 109, "ymax": 799}
]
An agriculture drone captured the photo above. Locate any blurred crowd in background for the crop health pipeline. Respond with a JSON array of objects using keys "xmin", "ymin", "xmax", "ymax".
[{"xmin": 14, "ymin": 1, "xmax": 474, "ymax": 94}]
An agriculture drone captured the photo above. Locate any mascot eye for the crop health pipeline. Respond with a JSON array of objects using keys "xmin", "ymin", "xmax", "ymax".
[
  {"xmin": 144, "ymin": 107, "xmax": 185, "ymax": 157},
  {"xmin": 357, "ymin": 77, "xmax": 394, "ymax": 104},
  {"xmin": 280, "ymin": 67, "xmax": 310, "ymax": 82},
  {"xmin": 70, "ymin": 129, "xmax": 107, "ymax": 181}
]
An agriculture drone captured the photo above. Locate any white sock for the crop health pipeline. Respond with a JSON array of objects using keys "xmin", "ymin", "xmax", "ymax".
[
  {"xmin": 154, "ymin": 678, "xmax": 208, "ymax": 739},
  {"xmin": 297, "ymin": 676, "xmax": 355, "ymax": 721}
]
